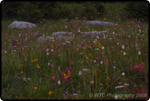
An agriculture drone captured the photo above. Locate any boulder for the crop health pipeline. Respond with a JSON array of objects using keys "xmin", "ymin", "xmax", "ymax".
[
  {"xmin": 86, "ymin": 21, "xmax": 115, "ymax": 26},
  {"xmin": 37, "ymin": 36, "xmax": 54, "ymax": 43},
  {"xmin": 8, "ymin": 21, "xmax": 36, "ymax": 29},
  {"xmin": 81, "ymin": 31, "xmax": 107, "ymax": 35},
  {"xmin": 52, "ymin": 31, "xmax": 73, "ymax": 36},
  {"xmin": 32, "ymin": 32, "xmax": 41, "ymax": 38}
]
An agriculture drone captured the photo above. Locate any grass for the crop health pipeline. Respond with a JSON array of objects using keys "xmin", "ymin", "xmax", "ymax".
[{"xmin": 1, "ymin": 2, "xmax": 149, "ymax": 100}]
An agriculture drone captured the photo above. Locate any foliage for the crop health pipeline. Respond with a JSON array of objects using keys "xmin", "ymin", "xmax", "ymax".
[
  {"xmin": 17, "ymin": 2, "xmax": 43, "ymax": 23},
  {"xmin": 122, "ymin": 1, "xmax": 149, "ymax": 22},
  {"xmin": 2, "ymin": 1, "xmax": 106, "ymax": 21}
]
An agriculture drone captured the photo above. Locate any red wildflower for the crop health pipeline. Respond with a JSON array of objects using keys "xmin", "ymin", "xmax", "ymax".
[
  {"xmin": 67, "ymin": 26, "xmax": 71, "ymax": 29},
  {"xmin": 69, "ymin": 59, "xmax": 72, "ymax": 65},
  {"xmin": 66, "ymin": 67, "xmax": 69, "ymax": 74},
  {"xmin": 136, "ymin": 88, "xmax": 139, "ymax": 94},
  {"xmin": 128, "ymin": 97, "xmax": 131, "ymax": 100},
  {"xmin": 51, "ymin": 77, "xmax": 55, "ymax": 83},
  {"xmin": 105, "ymin": 59, "xmax": 109, "ymax": 66},
  {"xmin": 96, "ymin": 57, "xmax": 100, "ymax": 61},
  {"xmin": 64, "ymin": 76, "xmax": 69, "ymax": 82},
  {"xmin": 69, "ymin": 66, "xmax": 71, "ymax": 70},
  {"xmin": 99, "ymin": 52, "xmax": 102, "ymax": 56},
  {"xmin": 67, "ymin": 71, "xmax": 71, "ymax": 77}
]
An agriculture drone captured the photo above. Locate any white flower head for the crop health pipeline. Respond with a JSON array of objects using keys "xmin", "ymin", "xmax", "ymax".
[
  {"xmin": 115, "ymin": 94, "xmax": 118, "ymax": 99},
  {"xmin": 5, "ymin": 51, "xmax": 7, "ymax": 53},
  {"xmin": 101, "ymin": 61, "xmax": 103, "ymax": 64},
  {"xmin": 117, "ymin": 42, "xmax": 119, "ymax": 45},
  {"xmin": 79, "ymin": 71, "xmax": 82, "ymax": 76},
  {"xmin": 102, "ymin": 46, "xmax": 104, "ymax": 50},
  {"xmin": 47, "ymin": 53, "xmax": 49, "ymax": 55},
  {"xmin": 139, "ymin": 29, "xmax": 141, "ymax": 33},
  {"xmin": 48, "ymin": 63, "xmax": 50, "ymax": 66},
  {"xmin": 123, "ymin": 52, "xmax": 126, "ymax": 55},
  {"xmin": 122, "ymin": 72, "xmax": 125, "ymax": 76},
  {"xmin": 58, "ymin": 66, "xmax": 60, "ymax": 71},
  {"xmin": 51, "ymin": 49, "xmax": 53, "ymax": 52},
  {"xmin": 122, "ymin": 45, "xmax": 125, "ymax": 49},
  {"xmin": 58, "ymin": 80, "xmax": 61, "ymax": 85},
  {"xmin": 138, "ymin": 51, "xmax": 141, "ymax": 55}
]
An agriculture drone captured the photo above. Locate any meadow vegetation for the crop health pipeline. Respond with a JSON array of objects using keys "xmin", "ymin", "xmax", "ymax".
[{"xmin": 2, "ymin": 2, "xmax": 149, "ymax": 100}]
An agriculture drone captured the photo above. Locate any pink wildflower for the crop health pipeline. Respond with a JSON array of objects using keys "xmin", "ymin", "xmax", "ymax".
[
  {"xmin": 99, "ymin": 52, "xmax": 102, "ymax": 56},
  {"xmin": 51, "ymin": 77, "xmax": 55, "ymax": 83},
  {"xmin": 69, "ymin": 59, "xmax": 72, "ymax": 65},
  {"xmin": 136, "ymin": 88, "xmax": 139, "ymax": 94},
  {"xmin": 105, "ymin": 59, "xmax": 109, "ymax": 66}
]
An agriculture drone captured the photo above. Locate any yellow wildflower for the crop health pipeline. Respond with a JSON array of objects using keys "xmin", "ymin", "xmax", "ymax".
[
  {"xmin": 98, "ymin": 45, "xmax": 102, "ymax": 48},
  {"xmin": 119, "ymin": 18, "xmax": 121, "ymax": 20},
  {"xmin": 34, "ymin": 87, "xmax": 37, "ymax": 90},
  {"xmin": 21, "ymin": 71, "xmax": 23, "ymax": 74},
  {"xmin": 18, "ymin": 67, "xmax": 20, "ymax": 69},
  {"xmin": 82, "ymin": 47, "xmax": 85, "ymax": 49},
  {"xmin": 51, "ymin": 46, "xmax": 53, "ymax": 48},
  {"xmin": 80, "ymin": 53, "xmax": 83, "ymax": 55},
  {"xmin": 86, "ymin": 57, "xmax": 88, "ymax": 59},
  {"xmin": 76, "ymin": 17, "xmax": 78, "ymax": 19},
  {"xmin": 81, "ymin": 61, "xmax": 84, "ymax": 63},
  {"xmin": 36, "ymin": 58, "xmax": 38, "ymax": 61},
  {"xmin": 48, "ymin": 91, "xmax": 54, "ymax": 95},
  {"xmin": 31, "ymin": 60, "xmax": 33, "ymax": 62},
  {"xmin": 90, "ymin": 53, "xmax": 92, "ymax": 56},
  {"xmin": 120, "ymin": 51, "xmax": 124, "ymax": 53},
  {"xmin": 97, "ymin": 12, "xmax": 99, "ymax": 14},
  {"xmin": 64, "ymin": 73, "xmax": 66, "ymax": 76},
  {"xmin": 104, "ymin": 18, "xmax": 106, "ymax": 20}
]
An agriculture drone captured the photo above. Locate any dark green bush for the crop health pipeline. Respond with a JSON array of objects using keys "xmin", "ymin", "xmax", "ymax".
[
  {"xmin": 82, "ymin": 2, "xmax": 97, "ymax": 20},
  {"xmin": 71, "ymin": 4, "xmax": 85, "ymax": 19},
  {"xmin": 92, "ymin": 2, "xmax": 105, "ymax": 18},
  {"xmin": 17, "ymin": 2, "xmax": 43, "ymax": 23},
  {"xmin": 122, "ymin": 1, "xmax": 148, "ymax": 22}
]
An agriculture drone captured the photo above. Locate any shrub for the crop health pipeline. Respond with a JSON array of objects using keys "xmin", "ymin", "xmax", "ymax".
[
  {"xmin": 71, "ymin": 4, "xmax": 85, "ymax": 19},
  {"xmin": 122, "ymin": 1, "xmax": 148, "ymax": 22},
  {"xmin": 17, "ymin": 2, "xmax": 43, "ymax": 23},
  {"xmin": 92, "ymin": 2, "xmax": 105, "ymax": 18},
  {"xmin": 82, "ymin": 2, "xmax": 97, "ymax": 20}
]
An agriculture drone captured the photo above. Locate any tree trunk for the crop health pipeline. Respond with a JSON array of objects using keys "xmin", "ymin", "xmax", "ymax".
[{"xmin": 2, "ymin": 2, "xmax": 7, "ymax": 19}]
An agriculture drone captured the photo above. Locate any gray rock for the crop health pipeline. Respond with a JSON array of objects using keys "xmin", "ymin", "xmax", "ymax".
[
  {"xmin": 33, "ymin": 32, "xmax": 41, "ymax": 38},
  {"xmin": 86, "ymin": 21, "xmax": 115, "ymax": 26},
  {"xmin": 81, "ymin": 31, "xmax": 107, "ymax": 36},
  {"xmin": 8, "ymin": 21, "xmax": 36, "ymax": 29},
  {"xmin": 52, "ymin": 31, "xmax": 73, "ymax": 36}
]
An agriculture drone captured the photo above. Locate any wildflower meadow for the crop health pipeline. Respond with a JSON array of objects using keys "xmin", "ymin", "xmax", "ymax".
[{"xmin": 1, "ymin": 2, "xmax": 149, "ymax": 100}]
